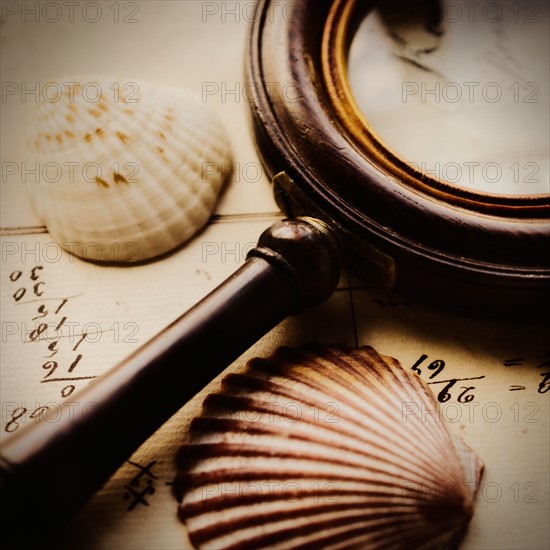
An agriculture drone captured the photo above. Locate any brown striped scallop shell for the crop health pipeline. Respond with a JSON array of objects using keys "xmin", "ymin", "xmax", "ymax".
[{"xmin": 175, "ymin": 344, "xmax": 484, "ymax": 550}]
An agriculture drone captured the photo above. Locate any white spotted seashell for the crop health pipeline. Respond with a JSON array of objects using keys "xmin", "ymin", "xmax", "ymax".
[
  {"xmin": 175, "ymin": 344, "xmax": 484, "ymax": 550},
  {"xmin": 25, "ymin": 77, "xmax": 231, "ymax": 263}
]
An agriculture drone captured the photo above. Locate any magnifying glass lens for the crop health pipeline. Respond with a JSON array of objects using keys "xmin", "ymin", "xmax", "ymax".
[{"xmin": 348, "ymin": 0, "xmax": 549, "ymax": 196}]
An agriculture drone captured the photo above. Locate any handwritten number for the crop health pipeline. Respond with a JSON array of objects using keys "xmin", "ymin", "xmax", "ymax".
[
  {"xmin": 61, "ymin": 385, "xmax": 76, "ymax": 398},
  {"xmin": 29, "ymin": 323, "xmax": 48, "ymax": 342},
  {"xmin": 46, "ymin": 340, "xmax": 59, "ymax": 358},
  {"xmin": 412, "ymin": 355, "xmax": 445, "ymax": 379},
  {"xmin": 13, "ymin": 288, "xmax": 26, "ymax": 302},
  {"xmin": 30, "ymin": 266, "xmax": 43, "ymax": 281},
  {"xmin": 9, "ymin": 270, "xmax": 22, "ymax": 282},
  {"xmin": 5, "ymin": 407, "xmax": 27, "ymax": 433},
  {"xmin": 42, "ymin": 361, "xmax": 58, "ymax": 379},
  {"xmin": 5, "ymin": 264, "xmax": 97, "ymax": 403},
  {"xmin": 72, "ymin": 332, "xmax": 88, "ymax": 351},
  {"xmin": 427, "ymin": 359, "xmax": 445, "ymax": 379},
  {"xmin": 437, "ymin": 380, "xmax": 456, "ymax": 403},
  {"xmin": 54, "ymin": 298, "xmax": 68, "ymax": 314},
  {"xmin": 538, "ymin": 372, "xmax": 550, "ymax": 394},
  {"xmin": 457, "ymin": 386, "xmax": 475, "ymax": 403},
  {"xmin": 29, "ymin": 406, "xmax": 50, "ymax": 420},
  {"xmin": 68, "ymin": 354, "xmax": 83, "ymax": 373},
  {"xmin": 411, "ymin": 354, "xmax": 427, "ymax": 375},
  {"xmin": 33, "ymin": 281, "xmax": 45, "ymax": 296},
  {"xmin": 32, "ymin": 304, "xmax": 48, "ymax": 320}
]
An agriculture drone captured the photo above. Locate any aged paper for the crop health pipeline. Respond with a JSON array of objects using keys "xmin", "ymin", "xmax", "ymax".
[{"xmin": 1, "ymin": 2, "xmax": 548, "ymax": 549}]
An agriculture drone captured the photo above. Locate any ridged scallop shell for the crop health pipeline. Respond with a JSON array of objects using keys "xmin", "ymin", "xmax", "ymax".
[
  {"xmin": 175, "ymin": 344, "xmax": 483, "ymax": 550},
  {"xmin": 25, "ymin": 77, "xmax": 231, "ymax": 262}
]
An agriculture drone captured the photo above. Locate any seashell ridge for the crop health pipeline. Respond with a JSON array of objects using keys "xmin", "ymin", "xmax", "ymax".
[
  {"xmin": 175, "ymin": 343, "xmax": 484, "ymax": 550},
  {"xmin": 25, "ymin": 77, "xmax": 231, "ymax": 263}
]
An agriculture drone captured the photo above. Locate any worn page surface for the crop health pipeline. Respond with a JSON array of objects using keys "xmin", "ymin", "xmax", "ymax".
[{"xmin": 1, "ymin": 2, "xmax": 548, "ymax": 549}]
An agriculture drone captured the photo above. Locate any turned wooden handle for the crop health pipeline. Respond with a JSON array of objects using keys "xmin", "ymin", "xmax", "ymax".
[{"xmin": 0, "ymin": 217, "xmax": 341, "ymax": 546}]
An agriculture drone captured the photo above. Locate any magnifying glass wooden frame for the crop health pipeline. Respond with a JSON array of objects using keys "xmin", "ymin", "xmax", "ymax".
[{"xmin": 248, "ymin": 0, "xmax": 549, "ymax": 312}]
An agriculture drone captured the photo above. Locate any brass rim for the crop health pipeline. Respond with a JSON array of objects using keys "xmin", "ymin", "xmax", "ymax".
[{"xmin": 321, "ymin": 0, "xmax": 550, "ymax": 213}]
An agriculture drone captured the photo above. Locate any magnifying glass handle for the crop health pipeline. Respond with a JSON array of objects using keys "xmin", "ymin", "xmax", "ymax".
[{"xmin": 0, "ymin": 217, "xmax": 341, "ymax": 545}]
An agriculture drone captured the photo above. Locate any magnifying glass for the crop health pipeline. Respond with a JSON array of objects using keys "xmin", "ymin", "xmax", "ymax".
[
  {"xmin": 1, "ymin": 0, "xmax": 548, "ymax": 543},
  {"xmin": 250, "ymin": 0, "xmax": 549, "ymax": 311}
]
